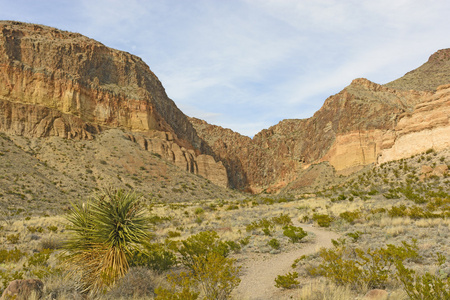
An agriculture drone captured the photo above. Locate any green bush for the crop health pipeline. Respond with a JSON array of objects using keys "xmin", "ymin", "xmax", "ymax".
[
  {"xmin": 396, "ymin": 261, "xmax": 450, "ymax": 300},
  {"xmin": 307, "ymin": 240, "xmax": 419, "ymax": 290},
  {"xmin": 27, "ymin": 225, "xmax": 44, "ymax": 233},
  {"xmin": 312, "ymin": 213, "xmax": 333, "ymax": 227},
  {"xmin": 0, "ymin": 247, "xmax": 27, "ymax": 263},
  {"xmin": 274, "ymin": 272, "xmax": 299, "ymax": 289},
  {"xmin": 167, "ymin": 231, "xmax": 181, "ymax": 238},
  {"xmin": 268, "ymin": 238, "xmax": 281, "ymax": 250},
  {"xmin": 271, "ymin": 213, "xmax": 292, "ymax": 226},
  {"xmin": 283, "ymin": 225, "xmax": 307, "ymax": 243},
  {"xmin": 156, "ymin": 231, "xmax": 240, "ymax": 300},
  {"xmin": 339, "ymin": 211, "xmax": 360, "ymax": 224},
  {"xmin": 388, "ymin": 205, "xmax": 407, "ymax": 218},
  {"xmin": 6, "ymin": 233, "xmax": 20, "ymax": 244},
  {"xmin": 131, "ymin": 242, "xmax": 177, "ymax": 273}
]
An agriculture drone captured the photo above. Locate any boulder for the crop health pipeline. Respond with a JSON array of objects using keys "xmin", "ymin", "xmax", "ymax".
[
  {"xmin": 362, "ymin": 289, "xmax": 389, "ymax": 300},
  {"xmin": 1, "ymin": 279, "xmax": 43, "ymax": 300}
]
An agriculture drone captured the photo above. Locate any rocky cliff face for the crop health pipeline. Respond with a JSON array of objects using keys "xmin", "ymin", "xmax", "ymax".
[
  {"xmin": 1, "ymin": 21, "xmax": 448, "ymax": 193},
  {"xmin": 192, "ymin": 51, "xmax": 449, "ymax": 192},
  {"xmin": 0, "ymin": 21, "xmax": 227, "ymax": 187}
]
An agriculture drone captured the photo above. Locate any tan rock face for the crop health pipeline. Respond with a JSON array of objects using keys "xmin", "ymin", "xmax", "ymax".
[
  {"xmin": 192, "ymin": 76, "xmax": 441, "ymax": 191},
  {"xmin": 378, "ymin": 85, "xmax": 450, "ymax": 164},
  {"xmin": 0, "ymin": 21, "xmax": 202, "ymax": 149},
  {"xmin": 1, "ymin": 21, "xmax": 448, "ymax": 192},
  {"xmin": 0, "ymin": 21, "xmax": 230, "ymax": 186},
  {"xmin": 125, "ymin": 131, "xmax": 228, "ymax": 187}
]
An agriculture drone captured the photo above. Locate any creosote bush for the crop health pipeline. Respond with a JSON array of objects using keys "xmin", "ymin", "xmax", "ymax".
[
  {"xmin": 275, "ymin": 272, "xmax": 299, "ymax": 289},
  {"xmin": 283, "ymin": 225, "xmax": 307, "ymax": 243},
  {"xmin": 312, "ymin": 213, "xmax": 333, "ymax": 227},
  {"xmin": 307, "ymin": 239, "xmax": 420, "ymax": 291},
  {"xmin": 155, "ymin": 231, "xmax": 240, "ymax": 300}
]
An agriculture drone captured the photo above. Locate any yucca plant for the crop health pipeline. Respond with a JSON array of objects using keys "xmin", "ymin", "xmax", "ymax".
[{"xmin": 64, "ymin": 189, "xmax": 152, "ymax": 294}]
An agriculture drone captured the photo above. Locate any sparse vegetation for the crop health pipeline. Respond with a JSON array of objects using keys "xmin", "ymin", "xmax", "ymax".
[{"xmin": 0, "ymin": 146, "xmax": 448, "ymax": 299}]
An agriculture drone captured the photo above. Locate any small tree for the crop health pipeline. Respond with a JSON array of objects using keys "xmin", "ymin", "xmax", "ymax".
[{"xmin": 64, "ymin": 189, "xmax": 151, "ymax": 293}]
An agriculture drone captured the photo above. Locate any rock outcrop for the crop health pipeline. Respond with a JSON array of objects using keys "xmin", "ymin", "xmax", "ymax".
[
  {"xmin": 0, "ymin": 21, "xmax": 227, "ymax": 187},
  {"xmin": 125, "ymin": 130, "xmax": 228, "ymax": 187},
  {"xmin": 1, "ymin": 21, "xmax": 448, "ymax": 192},
  {"xmin": 192, "ymin": 76, "xmax": 444, "ymax": 191},
  {"xmin": 192, "ymin": 51, "xmax": 450, "ymax": 192},
  {"xmin": 1, "ymin": 279, "xmax": 43, "ymax": 300}
]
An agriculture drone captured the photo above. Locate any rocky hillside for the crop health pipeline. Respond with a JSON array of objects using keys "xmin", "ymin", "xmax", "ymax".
[
  {"xmin": 385, "ymin": 48, "xmax": 450, "ymax": 91},
  {"xmin": 0, "ymin": 21, "xmax": 228, "ymax": 187},
  {"xmin": 0, "ymin": 21, "xmax": 448, "ymax": 195},
  {"xmin": 192, "ymin": 54, "xmax": 450, "ymax": 193}
]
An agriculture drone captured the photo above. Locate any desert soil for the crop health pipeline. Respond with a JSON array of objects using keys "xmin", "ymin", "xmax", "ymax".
[{"xmin": 232, "ymin": 224, "xmax": 340, "ymax": 300}]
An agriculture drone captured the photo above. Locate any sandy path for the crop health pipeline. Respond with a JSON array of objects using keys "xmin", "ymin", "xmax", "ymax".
[{"xmin": 232, "ymin": 224, "xmax": 340, "ymax": 300}]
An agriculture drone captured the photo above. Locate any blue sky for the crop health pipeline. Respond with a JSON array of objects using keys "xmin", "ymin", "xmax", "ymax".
[{"xmin": 1, "ymin": 0, "xmax": 449, "ymax": 136}]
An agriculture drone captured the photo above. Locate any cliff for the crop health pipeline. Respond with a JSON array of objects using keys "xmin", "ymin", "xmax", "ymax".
[
  {"xmin": 0, "ymin": 21, "xmax": 227, "ymax": 187},
  {"xmin": 1, "ymin": 21, "xmax": 448, "ymax": 193},
  {"xmin": 192, "ymin": 53, "xmax": 449, "ymax": 192}
]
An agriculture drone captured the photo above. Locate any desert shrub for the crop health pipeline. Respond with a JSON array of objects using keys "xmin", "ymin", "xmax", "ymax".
[
  {"xmin": 149, "ymin": 215, "xmax": 171, "ymax": 225},
  {"xmin": 239, "ymin": 236, "xmax": 251, "ymax": 246},
  {"xmin": 167, "ymin": 230, "xmax": 182, "ymax": 238},
  {"xmin": 225, "ymin": 240, "xmax": 241, "ymax": 253},
  {"xmin": 194, "ymin": 207, "xmax": 204, "ymax": 215},
  {"xmin": 27, "ymin": 225, "xmax": 44, "ymax": 233},
  {"xmin": 274, "ymin": 272, "xmax": 299, "ymax": 289},
  {"xmin": 399, "ymin": 186, "xmax": 425, "ymax": 204},
  {"xmin": 157, "ymin": 231, "xmax": 240, "ymax": 300},
  {"xmin": 268, "ymin": 238, "xmax": 281, "ymax": 250},
  {"xmin": 388, "ymin": 205, "xmax": 407, "ymax": 218},
  {"xmin": 6, "ymin": 233, "xmax": 20, "ymax": 244},
  {"xmin": 283, "ymin": 225, "xmax": 307, "ymax": 243},
  {"xmin": 27, "ymin": 249, "xmax": 51, "ymax": 267},
  {"xmin": 339, "ymin": 211, "xmax": 360, "ymax": 224},
  {"xmin": 396, "ymin": 261, "xmax": 450, "ymax": 300},
  {"xmin": 47, "ymin": 225, "xmax": 58, "ymax": 232},
  {"xmin": 246, "ymin": 218, "xmax": 274, "ymax": 235},
  {"xmin": 271, "ymin": 213, "xmax": 292, "ymax": 226},
  {"xmin": 0, "ymin": 247, "xmax": 27, "ymax": 263},
  {"xmin": 64, "ymin": 189, "xmax": 152, "ymax": 293},
  {"xmin": 155, "ymin": 271, "xmax": 200, "ymax": 300},
  {"xmin": 345, "ymin": 231, "xmax": 362, "ymax": 242},
  {"xmin": 226, "ymin": 204, "xmax": 239, "ymax": 210},
  {"xmin": 384, "ymin": 190, "xmax": 401, "ymax": 199},
  {"xmin": 178, "ymin": 231, "xmax": 230, "ymax": 269},
  {"xmin": 312, "ymin": 213, "xmax": 333, "ymax": 227},
  {"xmin": 307, "ymin": 240, "xmax": 419, "ymax": 290},
  {"xmin": 131, "ymin": 242, "xmax": 177, "ymax": 273},
  {"xmin": 368, "ymin": 189, "xmax": 379, "ymax": 195}
]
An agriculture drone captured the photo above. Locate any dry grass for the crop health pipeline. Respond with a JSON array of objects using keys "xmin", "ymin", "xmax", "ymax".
[{"xmin": 0, "ymin": 148, "xmax": 448, "ymax": 299}]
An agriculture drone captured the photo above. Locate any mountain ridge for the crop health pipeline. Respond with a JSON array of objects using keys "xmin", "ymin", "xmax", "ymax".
[{"xmin": 0, "ymin": 20, "xmax": 449, "ymax": 194}]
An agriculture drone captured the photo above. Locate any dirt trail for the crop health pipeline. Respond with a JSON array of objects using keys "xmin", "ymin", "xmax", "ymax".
[{"xmin": 232, "ymin": 224, "xmax": 340, "ymax": 300}]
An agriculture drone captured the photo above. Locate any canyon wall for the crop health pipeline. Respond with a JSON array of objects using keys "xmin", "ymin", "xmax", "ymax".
[
  {"xmin": 0, "ymin": 21, "xmax": 227, "ymax": 187},
  {"xmin": 1, "ymin": 21, "xmax": 448, "ymax": 192}
]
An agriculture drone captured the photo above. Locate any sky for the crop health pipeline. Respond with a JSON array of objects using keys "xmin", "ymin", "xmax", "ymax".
[{"xmin": 1, "ymin": 0, "xmax": 449, "ymax": 137}]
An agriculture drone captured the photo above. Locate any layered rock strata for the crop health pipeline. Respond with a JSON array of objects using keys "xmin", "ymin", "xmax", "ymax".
[{"xmin": 0, "ymin": 21, "xmax": 227, "ymax": 187}]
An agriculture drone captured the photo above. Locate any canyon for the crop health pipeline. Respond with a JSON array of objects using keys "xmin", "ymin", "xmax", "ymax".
[{"xmin": 0, "ymin": 21, "xmax": 449, "ymax": 194}]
